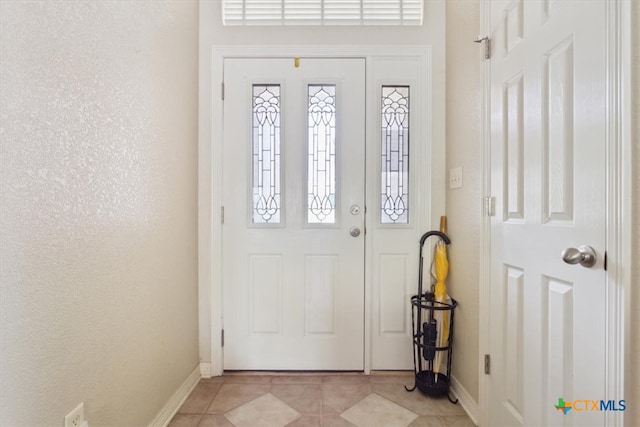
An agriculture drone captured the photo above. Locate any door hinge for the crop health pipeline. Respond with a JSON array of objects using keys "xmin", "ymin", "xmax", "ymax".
[
  {"xmin": 221, "ymin": 82, "xmax": 225, "ymax": 100},
  {"xmin": 221, "ymin": 329, "xmax": 225, "ymax": 347},
  {"xmin": 604, "ymin": 250, "xmax": 608, "ymax": 271},
  {"xmin": 474, "ymin": 36, "xmax": 491, "ymax": 60},
  {"xmin": 484, "ymin": 354, "xmax": 491, "ymax": 374},
  {"xmin": 221, "ymin": 206, "xmax": 225, "ymax": 224},
  {"xmin": 484, "ymin": 196, "xmax": 495, "ymax": 217}
]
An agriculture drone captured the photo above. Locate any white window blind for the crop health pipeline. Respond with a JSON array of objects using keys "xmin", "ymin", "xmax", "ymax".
[{"xmin": 222, "ymin": 0, "xmax": 423, "ymax": 26}]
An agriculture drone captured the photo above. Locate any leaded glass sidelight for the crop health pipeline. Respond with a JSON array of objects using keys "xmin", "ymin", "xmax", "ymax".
[
  {"xmin": 252, "ymin": 85, "xmax": 281, "ymax": 223},
  {"xmin": 381, "ymin": 86, "xmax": 410, "ymax": 224},
  {"xmin": 307, "ymin": 85, "xmax": 337, "ymax": 224}
]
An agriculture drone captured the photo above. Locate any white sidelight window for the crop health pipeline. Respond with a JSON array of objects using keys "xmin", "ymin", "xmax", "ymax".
[{"xmin": 380, "ymin": 85, "xmax": 410, "ymax": 224}]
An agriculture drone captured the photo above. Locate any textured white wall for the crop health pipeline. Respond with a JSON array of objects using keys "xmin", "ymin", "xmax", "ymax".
[
  {"xmin": 0, "ymin": 1, "xmax": 199, "ymax": 425},
  {"xmin": 445, "ymin": 0, "xmax": 481, "ymax": 404}
]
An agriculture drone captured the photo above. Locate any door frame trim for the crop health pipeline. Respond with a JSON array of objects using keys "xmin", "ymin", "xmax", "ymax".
[
  {"xmin": 604, "ymin": 1, "xmax": 633, "ymax": 425},
  {"xmin": 478, "ymin": 1, "xmax": 492, "ymax": 426},
  {"xmin": 200, "ymin": 46, "xmax": 439, "ymax": 376},
  {"xmin": 478, "ymin": 1, "xmax": 632, "ymax": 426}
]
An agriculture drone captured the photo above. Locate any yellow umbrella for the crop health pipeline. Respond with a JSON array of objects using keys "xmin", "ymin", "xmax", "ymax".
[
  {"xmin": 434, "ymin": 241, "xmax": 449, "ymax": 301},
  {"xmin": 433, "ymin": 240, "xmax": 450, "ymax": 380}
]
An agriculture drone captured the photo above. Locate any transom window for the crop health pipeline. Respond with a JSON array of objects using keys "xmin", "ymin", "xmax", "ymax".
[{"xmin": 222, "ymin": 0, "xmax": 423, "ymax": 26}]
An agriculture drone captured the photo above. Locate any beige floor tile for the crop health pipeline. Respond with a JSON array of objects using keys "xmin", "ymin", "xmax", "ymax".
[
  {"xmin": 222, "ymin": 375, "xmax": 273, "ymax": 384},
  {"xmin": 273, "ymin": 376, "xmax": 323, "ymax": 384},
  {"xmin": 321, "ymin": 383, "xmax": 371, "ymax": 415},
  {"xmin": 271, "ymin": 383, "xmax": 323, "ymax": 415},
  {"xmin": 207, "ymin": 383, "xmax": 271, "ymax": 413},
  {"xmin": 409, "ymin": 416, "xmax": 446, "ymax": 427},
  {"xmin": 168, "ymin": 414, "xmax": 202, "ymax": 427},
  {"xmin": 224, "ymin": 393, "xmax": 301, "ymax": 427},
  {"xmin": 439, "ymin": 415, "xmax": 476, "ymax": 427},
  {"xmin": 321, "ymin": 375, "xmax": 369, "ymax": 384},
  {"xmin": 340, "ymin": 393, "xmax": 419, "ymax": 427},
  {"xmin": 179, "ymin": 382, "xmax": 223, "ymax": 414},
  {"xmin": 371, "ymin": 383, "xmax": 438, "ymax": 415},
  {"xmin": 285, "ymin": 415, "xmax": 321, "ymax": 426},
  {"xmin": 201, "ymin": 377, "xmax": 225, "ymax": 383},
  {"xmin": 171, "ymin": 374, "xmax": 472, "ymax": 427},
  {"xmin": 373, "ymin": 382, "xmax": 465, "ymax": 417},
  {"xmin": 321, "ymin": 415, "xmax": 357, "ymax": 426},
  {"xmin": 369, "ymin": 375, "xmax": 415, "ymax": 384},
  {"xmin": 426, "ymin": 397, "xmax": 466, "ymax": 416},
  {"xmin": 197, "ymin": 414, "xmax": 235, "ymax": 427}
]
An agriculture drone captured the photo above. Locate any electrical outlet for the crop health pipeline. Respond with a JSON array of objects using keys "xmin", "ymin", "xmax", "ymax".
[
  {"xmin": 449, "ymin": 166, "xmax": 463, "ymax": 189},
  {"xmin": 64, "ymin": 402, "xmax": 84, "ymax": 427}
]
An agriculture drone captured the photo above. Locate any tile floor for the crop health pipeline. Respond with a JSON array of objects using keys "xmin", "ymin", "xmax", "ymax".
[{"xmin": 168, "ymin": 373, "xmax": 475, "ymax": 427}]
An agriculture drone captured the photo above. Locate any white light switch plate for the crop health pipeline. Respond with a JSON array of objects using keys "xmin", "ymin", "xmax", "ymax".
[{"xmin": 449, "ymin": 166, "xmax": 463, "ymax": 189}]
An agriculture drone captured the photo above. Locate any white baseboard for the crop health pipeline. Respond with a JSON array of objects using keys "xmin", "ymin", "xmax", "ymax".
[
  {"xmin": 148, "ymin": 365, "xmax": 201, "ymax": 427},
  {"xmin": 200, "ymin": 362, "xmax": 212, "ymax": 378},
  {"xmin": 450, "ymin": 375, "xmax": 480, "ymax": 426}
]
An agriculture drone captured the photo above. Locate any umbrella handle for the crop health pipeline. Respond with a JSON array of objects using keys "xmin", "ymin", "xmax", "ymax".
[
  {"xmin": 420, "ymin": 231, "xmax": 450, "ymax": 247},
  {"xmin": 418, "ymin": 231, "xmax": 450, "ymax": 296}
]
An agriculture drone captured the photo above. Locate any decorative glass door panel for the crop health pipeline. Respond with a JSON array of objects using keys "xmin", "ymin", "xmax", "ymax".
[
  {"xmin": 252, "ymin": 84, "xmax": 281, "ymax": 224},
  {"xmin": 381, "ymin": 86, "xmax": 410, "ymax": 224},
  {"xmin": 307, "ymin": 84, "xmax": 337, "ymax": 224}
]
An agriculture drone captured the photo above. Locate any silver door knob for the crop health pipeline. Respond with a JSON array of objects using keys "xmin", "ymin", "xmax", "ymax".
[
  {"xmin": 350, "ymin": 227, "xmax": 361, "ymax": 237},
  {"xmin": 561, "ymin": 245, "xmax": 596, "ymax": 268}
]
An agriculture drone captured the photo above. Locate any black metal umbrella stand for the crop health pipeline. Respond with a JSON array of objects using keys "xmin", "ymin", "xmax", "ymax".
[{"xmin": 405, "ymin": 231, "xmax": 459, "ymax": 404}]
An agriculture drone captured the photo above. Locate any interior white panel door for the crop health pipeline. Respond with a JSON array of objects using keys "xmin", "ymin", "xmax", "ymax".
[
  {"xmin": 222, "ymin": 58, "xmax": 365, "ymax": 370},
  {"xmin": 488, "ymin": 0, "xmax": 607, "ymax": 425}
]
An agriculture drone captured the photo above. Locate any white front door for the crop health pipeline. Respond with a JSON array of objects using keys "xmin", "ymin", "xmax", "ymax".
[
  {"xmin": 222, "ymin": 58, "xmax": 365, "ymax": 370},
  {"xmin": 488, "ymin": 0, "xmax": 608, "ymax": 425}
]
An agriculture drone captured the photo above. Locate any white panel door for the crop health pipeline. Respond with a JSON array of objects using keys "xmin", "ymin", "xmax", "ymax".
[
  {"xmin": 222, "ymin": 58, "xmax": 365, "ymax": 370},
  {"xmin": 488, "ymin": 0, "xmax": 607, "ymax": 426}
]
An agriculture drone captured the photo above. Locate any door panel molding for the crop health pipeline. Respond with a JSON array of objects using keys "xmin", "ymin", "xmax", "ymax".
[{"xmin": 201, "ymin": 46, "xmax": 440, "ymax": 376}]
